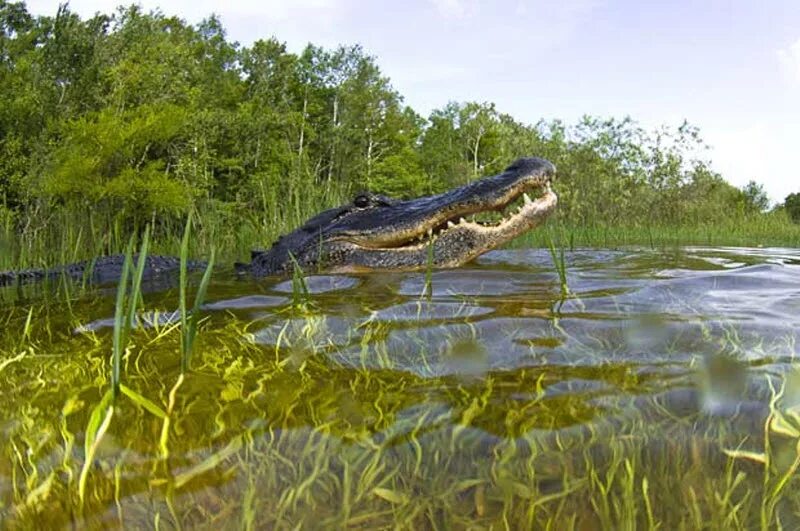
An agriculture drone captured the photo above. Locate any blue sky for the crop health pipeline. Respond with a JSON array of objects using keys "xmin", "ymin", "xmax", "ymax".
[{"xmin": 26, "ymin": 0, "xmax": 800, "ymax": 203}]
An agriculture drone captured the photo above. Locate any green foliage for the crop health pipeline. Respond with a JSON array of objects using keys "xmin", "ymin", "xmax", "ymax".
[
  {"xmin": 0, "ymin": 2, "xmax": 790, "ymax": 269},
  {"xmin": 368, "ymin": 148, "xmax": 427, "ymax": 197},
  {"xmin": 44, "ymin": 104, "xmax": 192, "ymax": 218},
  {"xmin": 741, "ymin": 180, "xmax": 770, "ymax": 213},
  {"xmin": 784, "ymin": 193, "xmax": 800, "ymax": 224}
]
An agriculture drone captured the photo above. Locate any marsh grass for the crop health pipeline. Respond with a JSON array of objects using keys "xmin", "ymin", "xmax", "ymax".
[
  {"xmin": 0, "ymin": 180, "xmax": 351, "ymax": 272},
  {"xmin": 74, "ymin": 221, "xmax": 218, "ymax": 508},
  {"xmin": 160, "ymin": 216, "xmax": 216, "ymax": 462},
  {"xmin": 421, "ymin": 238, "xmax": 435, "ymax": 300},
  {"xmin": 522, "ymin": 217, "xmax": 800, "ymax": 250},
  {"xmin": 287, "ymin": 252, "xmax": 312, "ymax": 310},
  {"xmin": 546, "ymin": 227, "xmax": 570, "ymax": 298},
  {"xmin": 179, "ymin": 216, "xmax": 216, "ymax": 372},
  {"xmin": 79, "ymin": 227, "xmax": 154, "ymax": 505}
]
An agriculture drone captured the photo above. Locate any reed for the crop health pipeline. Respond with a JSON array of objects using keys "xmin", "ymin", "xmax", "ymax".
[
  {"xmin": 179, "ymin": 215, "xmax": 215, "ymax": 373},
  {"xmin": 521, "ymin": 217, "xmax": 800, "ymax": 249},
  {"xmin": 546, "ymin": 227, "xmax": 569, "ymax": 298},
  {"xmin": 421, "ymin": 238, "xmax": 434, "ymax": 300},
  {"xmin": 111, "ymin": 226, "xmax": 151, "ymax": 397},
  {"xmin": 288, "ymin": 252, "xmax": 311, "ymax": 310}
]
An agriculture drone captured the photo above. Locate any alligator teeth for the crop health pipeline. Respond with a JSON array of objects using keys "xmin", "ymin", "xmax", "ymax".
[
  {"xmin": 523, "ymin": 192, "xmax": 533, "ymax": 205},
  {"xmin": 447, "ymin": 221, "xmax": 456, "ymax": 228},
  {"xmin": 459, "ymin": 217, "xmax": 466, "ymax": 224}
]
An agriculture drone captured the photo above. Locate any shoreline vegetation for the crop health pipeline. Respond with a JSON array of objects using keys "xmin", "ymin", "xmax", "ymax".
[{"xmin": 1, "ymin": 3, "xmax": 799, "ymax": 271}]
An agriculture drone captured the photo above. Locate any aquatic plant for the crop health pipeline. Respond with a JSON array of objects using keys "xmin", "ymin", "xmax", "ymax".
[
  {"xmin": 2, "ymin": 247, "xmax": 800, "ymax": 528},
  {"xmin": 546, "ymin": 227, "xmax": 570, "ymax": 298},
  {"xmin": 179, "ymin": 216, "xmax": 216, "ymax": 372},
  {"xmin": 287, "ymin": 252, "xmax": 312, "ymax": 310},
  {"xmin": 80, "ymin": 227, "xmax": 152, "ymax": 504}
]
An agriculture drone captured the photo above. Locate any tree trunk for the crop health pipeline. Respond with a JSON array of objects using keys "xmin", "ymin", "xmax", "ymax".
[
  {"xmin": 471, "ymin": 130, "xmax": 483, "ymax": 181},
  {"xmin": 298, "ymin": 94, "xmax": 307, "ymax": 162},
  {"xmin": 327, "ymin": 94, "xmax": 339, "ymax": 187}
]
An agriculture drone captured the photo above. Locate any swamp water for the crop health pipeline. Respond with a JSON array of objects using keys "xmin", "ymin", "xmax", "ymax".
[{"xmin": 1, "ymin": 247, "xmax": 799, "ymax": 529}]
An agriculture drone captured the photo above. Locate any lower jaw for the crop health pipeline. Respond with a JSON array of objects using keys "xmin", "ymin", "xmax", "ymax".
[{"xmin": 331, "ymin": 188, "xmax": 558, "ymax": 271}]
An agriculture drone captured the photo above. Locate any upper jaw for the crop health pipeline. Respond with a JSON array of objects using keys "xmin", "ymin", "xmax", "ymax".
[
  {"xmin": 402, "ymin": 183, "xmax": 558, "ymax": 253},
  {"xmin": 334, "ymin": 158, "xmax": 556, "ymax": 249}
]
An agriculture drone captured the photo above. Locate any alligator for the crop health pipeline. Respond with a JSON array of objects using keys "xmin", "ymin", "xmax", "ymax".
[{"xmin": 0, "ymin": 157, "xmax": 556, "ymax": 286}]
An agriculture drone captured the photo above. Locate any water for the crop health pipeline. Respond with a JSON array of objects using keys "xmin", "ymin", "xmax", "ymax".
[{"xmin": 1, "ymin": 247, "xmax": 799, "ymax": 528}]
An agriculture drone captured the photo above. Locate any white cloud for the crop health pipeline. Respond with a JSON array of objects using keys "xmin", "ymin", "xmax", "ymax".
[{"xmin": 778, "ymin": 38, "xmax": 800, "ymax": 84}]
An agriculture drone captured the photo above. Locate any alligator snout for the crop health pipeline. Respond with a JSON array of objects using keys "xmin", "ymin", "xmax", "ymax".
[{"xmin": 505, "ymin": 157, "xmax": 556, "ymax": 182}]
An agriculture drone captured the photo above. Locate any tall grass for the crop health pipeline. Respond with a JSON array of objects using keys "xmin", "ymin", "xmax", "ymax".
[
  {"xmin": 0, "ymin": 180, "xmax": 351, "ymax": 272},
  {"xmin": 421, "ymin": 237, "xmax": 434, "ymax": 300},
  {"xmin": 80, "ymin": 227, "xmax": 157, "ymax": 505},
  {"xmin": 162, "ymin": 216, "xmax": 216, "ymax": 459},
  {"xmin": 287, "ymin": 252, "xmax": 312, "ymax": 310},
  {"xmin": 77, "ymin": 221, "xmax": 218, "ymax": 503},
  {"xmin": 2, "ymin": 189, "xmax": 799, "ymax": 276},
  {"xmin": 546, "ymin": 228, "xmax": 569, "ymax": 298},
  {"xmin": 179, "ymin": 216, "xmax": 215, "ymax": 373},
  {"xmin": 518, "ymin": 215, "xmax": 800, "ymax": 250}
]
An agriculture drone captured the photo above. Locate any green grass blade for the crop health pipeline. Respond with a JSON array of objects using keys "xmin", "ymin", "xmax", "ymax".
[
  {"xmin": 78, "ymin": 389, "xmax": 114, "ymax": 504},
  {"xmin": 179, "ymin": 215, "xmax": 192, "ymax": 366},
  {"xmin": 120, "ymin": 384, "xmax": 166, "ymax": 419},
  {"xmin": 111, "ymin": 236, "xmax": 136, "ymax": 398},
  {"xmin": 547, "ymin": 228, "xmax": 569, "ymax": 298},
  {"xmin": 183, "ymin": 247, "xmax": 215, "ymax": 370},
  {"xmin": 288, "ymin": 252, "xmax": 310, "ymax": 308},
  {"xmin": 125, "ymin": 225, "xmax": 151, "ymax": 334},
  {"xmin": 421, "ymin": 238, "xmax": 434, "ymax": 300}
]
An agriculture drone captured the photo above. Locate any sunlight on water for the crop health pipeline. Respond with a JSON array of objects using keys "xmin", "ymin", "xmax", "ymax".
[{"xmin": 1, "ymin": 247, "xmax": 799, "ymax": 528}]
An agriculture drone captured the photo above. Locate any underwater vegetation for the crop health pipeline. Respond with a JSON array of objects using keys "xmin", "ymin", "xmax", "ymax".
[{"xmin": 1, "ymin": 246, "xmax": 800, "ymax": 529}]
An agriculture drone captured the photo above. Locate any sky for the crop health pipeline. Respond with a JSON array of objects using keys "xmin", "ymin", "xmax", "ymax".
[{"xmin": 24, "ymin": 0, "xmax": 800, "ymax": 203}]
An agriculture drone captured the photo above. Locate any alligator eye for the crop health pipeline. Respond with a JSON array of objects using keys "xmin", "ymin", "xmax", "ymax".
[{"xmin": 354, "ymin": 194, "xmax": 370, "ymax": 208}]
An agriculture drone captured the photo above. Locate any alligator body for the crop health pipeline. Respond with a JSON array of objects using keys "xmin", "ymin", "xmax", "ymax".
[{"xmin": 0, "ymin": 157, "xmax": 556, "ymax": 286}]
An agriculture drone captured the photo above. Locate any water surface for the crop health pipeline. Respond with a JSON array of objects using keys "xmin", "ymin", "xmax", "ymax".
[{"xmin": 1, "ymin": 247, "xmax": 799, "ymax": 528}]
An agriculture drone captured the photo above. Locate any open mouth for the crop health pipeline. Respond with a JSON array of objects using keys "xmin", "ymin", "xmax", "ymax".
[{"xmin": 359, "ymin": 182, "xmax": 554, "ymax": 250}]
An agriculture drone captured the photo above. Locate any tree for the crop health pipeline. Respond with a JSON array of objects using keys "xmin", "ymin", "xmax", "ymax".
[
  {"xmin": 740, "ymin": 180, "xmax": 770, "ymax": 213},
  {"xmin": 785, "ymin": 193, "xmax": 800, "ymax": 224},
  {"xmin": 0, "ymin": 1, "xmax": 794, "ymax": 267}
]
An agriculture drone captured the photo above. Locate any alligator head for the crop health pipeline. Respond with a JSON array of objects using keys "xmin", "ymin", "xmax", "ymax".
[{"xmin": 248, "ymin": 157, "xmax": 557, "ymax": 275}]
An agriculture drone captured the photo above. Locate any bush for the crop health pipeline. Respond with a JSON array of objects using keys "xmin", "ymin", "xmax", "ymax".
[{"xmin": 785, "ymin": 193, "xmax": 800, "ymax": 224}]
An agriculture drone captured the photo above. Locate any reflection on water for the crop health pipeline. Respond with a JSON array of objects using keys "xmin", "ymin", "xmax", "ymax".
[{"xmin": 1, "ymin": 246, "xmax": 799, "ymax": 528}]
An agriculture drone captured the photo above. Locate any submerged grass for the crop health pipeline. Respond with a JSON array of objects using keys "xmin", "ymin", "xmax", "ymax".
[
  {"xmin": 2, "ymin": 303, "xmax": 798, "ymax": 528},
  {"xmin": 1, "ymin": 244, "xmax": 800, "ymax": 527},
  {"xmin": 0, "ymin": 320, "xmax": 795, "ymax": 526}
]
